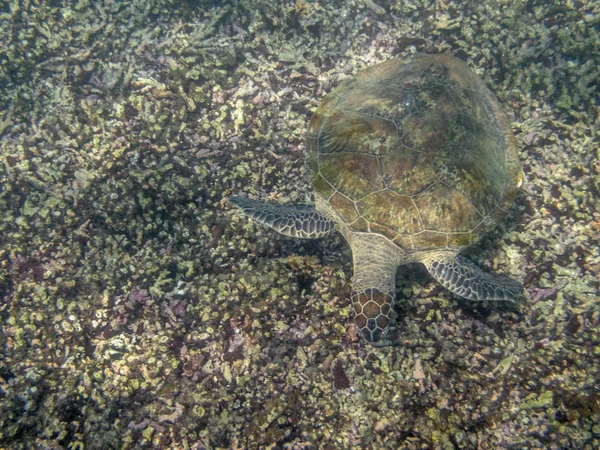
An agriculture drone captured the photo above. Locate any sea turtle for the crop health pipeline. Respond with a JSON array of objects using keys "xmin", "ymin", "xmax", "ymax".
[{"xmin": 230, "ymin": 53, "xmax": 523, "ymax": 345}]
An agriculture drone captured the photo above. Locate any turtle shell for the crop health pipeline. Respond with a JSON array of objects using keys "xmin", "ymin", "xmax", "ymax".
[{"xmin": 307, "ymin": 53, "xmax": 521, "ymax": 251}]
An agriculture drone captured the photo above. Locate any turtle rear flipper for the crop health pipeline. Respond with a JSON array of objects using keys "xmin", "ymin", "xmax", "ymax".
[
  {"xmin": 422, "ymin": 252, "xmax": 524, "ymax": 302},
  {"xmin": 229, "ymin": 196, "xmax": 336, "ymax": 239}
]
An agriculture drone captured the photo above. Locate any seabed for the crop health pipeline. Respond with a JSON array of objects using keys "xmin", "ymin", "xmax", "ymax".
[{"xmin": 0, "ymin": 0, "xmax": 599, "ymax": 448}]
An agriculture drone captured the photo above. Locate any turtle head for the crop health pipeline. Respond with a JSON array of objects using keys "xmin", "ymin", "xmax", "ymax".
[{"xmin": 351, "ymin": 288, "xmax": 397, "ymax": 346}]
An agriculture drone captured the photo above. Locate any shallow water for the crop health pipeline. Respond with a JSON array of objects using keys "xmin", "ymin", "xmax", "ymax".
[{"xmin": 0, "ymin": 1, "xmax": 599, "ymax": 448}]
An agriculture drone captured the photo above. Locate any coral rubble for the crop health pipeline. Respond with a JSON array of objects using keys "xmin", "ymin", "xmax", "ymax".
[{"xmin": 0, "ymin": 0, "xmax": 598, "ymax": 448}]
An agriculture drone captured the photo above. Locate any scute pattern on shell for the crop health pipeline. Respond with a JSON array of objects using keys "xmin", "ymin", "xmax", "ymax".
[{"xmin": 307, "ymin": 54, "xmax": 521, "ymax": 252}]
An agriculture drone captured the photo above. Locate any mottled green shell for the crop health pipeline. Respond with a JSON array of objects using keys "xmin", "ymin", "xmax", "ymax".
[{"xmin": 307, "ymin": 54, "xmax": 521, "ymax": 251}]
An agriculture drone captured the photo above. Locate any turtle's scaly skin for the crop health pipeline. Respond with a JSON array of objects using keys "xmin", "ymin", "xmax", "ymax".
[
  {"xmin": 230, "ymin": 54, "xmax": 523, "ymax": 345},
  {"xmin": 228, "ymin": 196, "xmax": 336, "ymax": 239}
]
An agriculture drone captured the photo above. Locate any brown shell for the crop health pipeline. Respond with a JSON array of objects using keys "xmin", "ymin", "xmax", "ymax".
[{"xmin": 307, "ymin": 54, "xmax": 522, "ymax": 251}]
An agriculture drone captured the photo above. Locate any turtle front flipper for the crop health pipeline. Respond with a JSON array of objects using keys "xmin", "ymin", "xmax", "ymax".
[
  {"xmin": 422, "ymin": 252, "xmax": 524, "ymax": 301},
  {"xmin": 229, "ymin": 196, "xmax": 337, "ymax": 239},
  {"xmin": 350, "ymin": 234, "xmax": 403, "ymax": 346}
]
